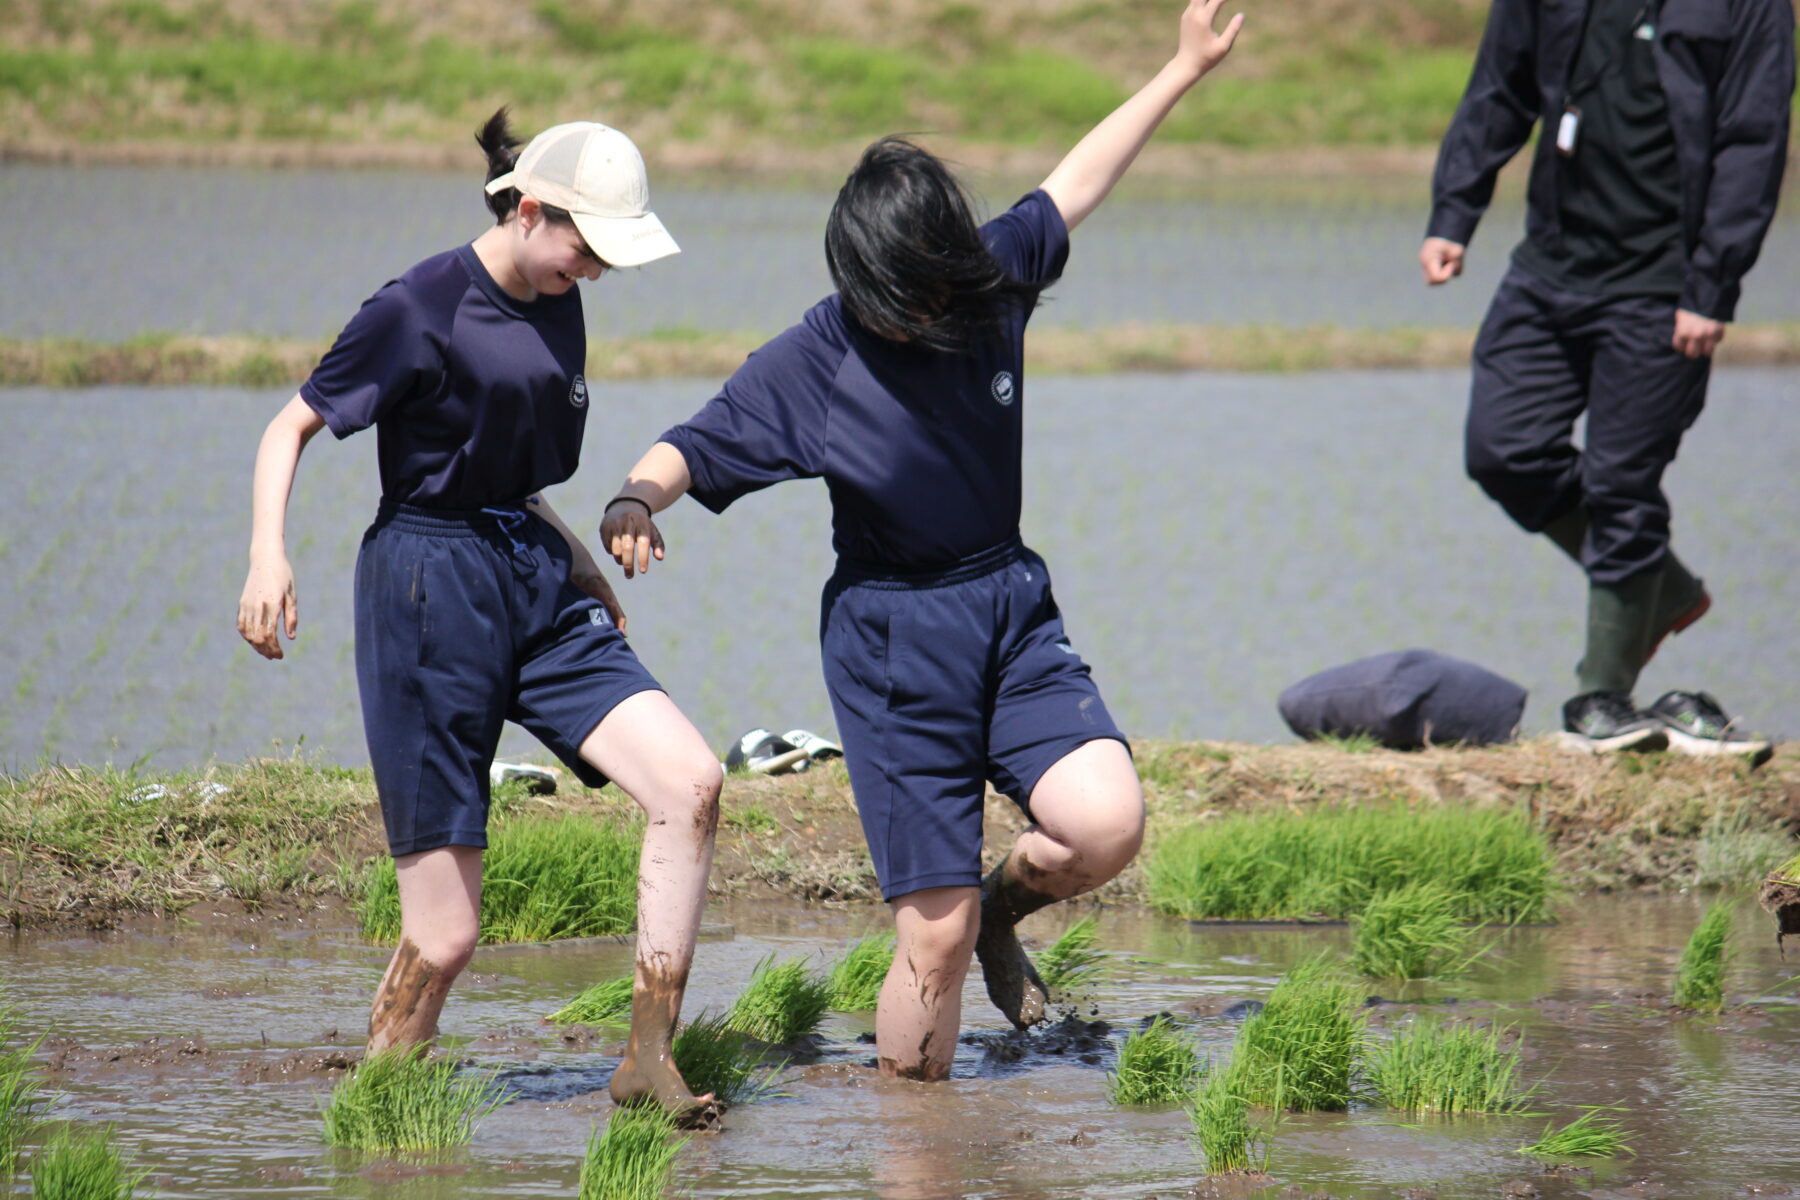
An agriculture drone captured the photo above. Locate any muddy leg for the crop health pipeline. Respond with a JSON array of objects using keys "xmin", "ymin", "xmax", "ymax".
[
  {"xmin": 366, "ymin": 845, "xmax": 482, "ymax": 1056},
  {"xmin": 879, "ymin": 887, "xmax": 979, "ymax": 1081},
  {"xmin": 578, "ymin": 691, "xmax": 723, "ymax": 1123},
  {"xmin": 978, "ymin": 739, "xmax": 1144, "ymax": 1028}
]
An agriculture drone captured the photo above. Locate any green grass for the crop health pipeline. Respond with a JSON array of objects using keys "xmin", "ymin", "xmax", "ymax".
[
  {"xmin": 1774, "ymin": 852, "xmax": 1800, "ymax": 882},
  {"xmin": 724, "ymin": 956, "xmax": 831, "ymax": 1044},
  {"xmin": 29, "ymin": 1127, "xmax": 142, "ymax": 1200},
  {"xmin": 1672, "ymin": 901, "xmax": 1733, "ymax": 1013},
  {"xmin": 1230, "ymin": 957, "xmax": 1366, "ymax": 1112},
  {"xmin": 1521, "ymin": 1108, "xmax": 1634, "ymax": 1160},
  {"xmin": 1187, "ymin": 1068, "xmax": 1269, "ymax": 1174},
  {"xmin": 1693, "ymin": 810, "xmax": 1796, "ymax": 888},
  {"xmin": 1351, "ymin": 883, "xmax": 1482, "ymax": 980},
  {"xmin": 670, "ymin": 1014, "xmax": 784, "ymax": 1105},
  {"xmin": 577, "ymin": 1106, "xmax": 687, "ymax": 1200},
  {"xmin": 549, "ymin": 975, "xmax": 635, "ymax": 1026},
  {"xmin": 1365, "ymin": 1021, "xmax": 1533, "ymax": 1115},
  {"xmin": 1108, "ymin": 1016, "xmax": 1202, "ymax": 1106},
  {"xmin": 1145, "ymin": 804, "xmax": 1553, "ymax": 923},
  {"xmin": 825, "ymin": 934, "xmax": 894, "ymax": 1011},
  {"xmin": 0, "ymin": 1008, "xmax": 46, "ymax": 1176},
  {"xmin": 320, "ymin": 1049, "xmax": 511, "ymax": 1151},
  {"xmin": 1036, "ymin": 917, "xmax": 1105, "ymax": 997},
  {"xmin": 360, "ymin": 812, "xmax": 640, "ymax": 944}
]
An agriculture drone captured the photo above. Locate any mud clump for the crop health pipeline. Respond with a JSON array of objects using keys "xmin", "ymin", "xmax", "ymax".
[
  {"xmin": 1757, "ymin": 875, "xmax": 1800, "ymax": 951},
  {"xmin": 969, "ymin": 1015, "xmax": 1111, "ymax": 1068}
]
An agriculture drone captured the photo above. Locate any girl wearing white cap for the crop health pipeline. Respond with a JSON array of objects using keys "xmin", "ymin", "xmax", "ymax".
[{"xmin": 237, "ymin": 110, "xmax": 720, "ymax": 1123}]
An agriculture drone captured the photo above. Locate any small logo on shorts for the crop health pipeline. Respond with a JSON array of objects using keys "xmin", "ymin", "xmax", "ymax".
[
  {"xmin": 1056, "ymin": 639, "xmax": 1077, "ymax": 656},
  {"xmin": 588, "ymin": 608, "xmax": 606, "ymax": 626},
  {"xmin": 569, "ymin": 374, "xmax": 589, "ymax": 408},
  {"xmin": 990, "ymin": 371, "xmax": 1015, "ymax": 405}
]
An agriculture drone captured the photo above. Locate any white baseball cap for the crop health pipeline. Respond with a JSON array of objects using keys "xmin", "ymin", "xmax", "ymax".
[{"xmin": 484, "ymin": 121, "xmax": 679, "ymax": 268}]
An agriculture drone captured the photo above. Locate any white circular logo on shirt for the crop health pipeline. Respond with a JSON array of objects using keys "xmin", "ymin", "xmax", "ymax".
[
  {"xmin": 990, "ymin": 371, "xmax": 1015, "ymax": 406},
  {"xmin": 569, "ymin": 374, "xmax": 589, "ymax": 408}
]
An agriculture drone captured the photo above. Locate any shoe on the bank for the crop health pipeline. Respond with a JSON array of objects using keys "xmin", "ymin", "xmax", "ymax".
[
  {"xmin": 1555, "ymin": 691, "xmax": 1669, "ymax": 754},
  {"xmin": 1645, "ymin": 585, "xmax": 1712, "ymax": 664},
  {"xmin": 781, "ymin": 729, "xmax": 843, "ymax": 763},
  {"xmin": 1648, "ymin": 690, "xmax": 1773, "ymax": 765},
  {"xmin": 724, "ymin": 729, "xmax": 810, "ymax": 775},
  {"xmin": 490, "ymin": 760, "xmax": 558, "ymax": 794}
]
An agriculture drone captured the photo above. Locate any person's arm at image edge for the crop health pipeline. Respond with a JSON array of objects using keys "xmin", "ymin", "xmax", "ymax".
[
  {"xmin": 599, "ymin": 441, "xmax": 692, "ymax": 579},
  {"xmin": 237, "ymin": 394, "xmax": 327, "ymax": 659}
]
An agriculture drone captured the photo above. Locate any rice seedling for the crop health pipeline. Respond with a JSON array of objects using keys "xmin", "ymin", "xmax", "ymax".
[
  {"xmin": 1672, "ymin": 901, "xmax": 1733, "ymax": 1013},
  {"xmin": 29, "ymin": 1126, "xmax": 143, "ymax": 1200},
  {"xmin": 671, "ymin": 1014, "xmax": 785, "ymax": 1105},
  {"xmin": 0, "ymin": 1008, "xmax": 47, "ymax": 1176},
  {"xmin": 361, "ymin": 812, "xmax": 641, "ymax": 943},
  {"xmin": 1187, "ymin": 1067, "xmax": 1270, "ymax": 1174},
  {"xmin": 725, "ymin": 956, "xmax": 832, "ymax": 1045},
  {"xmin": 320, "ymin": 1049, "xmax": 511, "ymax": 1151},
  {"xmin": 1365, "ymin": 1020, "xmax": 1533, "ymax": 1115},
  {"xmin": 577, "ymin": 1106, "xmax": 687, "ymax": 1200},
  {"xmin": 1521, "ymin": 1107, "xmax": 1634, "ymax": 1160},
  {"xmin": 1351, "ymin": 882, "xmax": 1482, "ymax": 980},
  {"xmin": 1230, "ymin": 956, "xmax": 1366, "ymax": 1111},
  {"xmin": 1108, "ymin": 1015, "xmax": 1202, "ymax": 1105},
  {"xmin": 826, "ymin": 934, "xmax": 894, "ymax": 1011},
  {"xmin": 549, "ymin": 975, "xmax": 636, "ymax": 1026},
  {"xmin": 1145, "ymin": 804, "xmax": 1552, "ymax": 922},
  {"xmin": 1036, "ymin": 916, "xmax": 1105, "ymax": 996}
]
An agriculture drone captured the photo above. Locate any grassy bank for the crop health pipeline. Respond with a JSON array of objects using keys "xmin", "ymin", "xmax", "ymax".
[
  {"xmin": 7, "ymin": 322, "xmax": 1800, "ymax": 388},
  {"xmin": 0, "ymin": 740, "xmax": 1794, "ymax": 928}
]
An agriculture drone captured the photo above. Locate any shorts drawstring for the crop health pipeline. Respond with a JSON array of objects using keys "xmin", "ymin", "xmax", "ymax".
[{"xmin": 480, "ymin": 506, "xmax": 534, "ymax": 558}]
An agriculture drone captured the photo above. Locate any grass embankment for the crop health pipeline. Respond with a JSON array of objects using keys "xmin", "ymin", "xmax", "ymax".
[
  {"xmin": 1, "ymin": 0, "xmax": 1500, "ymax": 166},
  {"xmin": 10, "ymin": 323, "xmax": 1800, "ymax": 388},
  {"xmin": 1, "ymin": 741, "xmax": 1795, "ymax": 928}
]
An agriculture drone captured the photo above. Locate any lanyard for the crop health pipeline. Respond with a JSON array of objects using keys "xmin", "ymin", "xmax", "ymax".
[{"xmin": 1564, "ymin": 0, "xmax": 1659, "ymax": 105}]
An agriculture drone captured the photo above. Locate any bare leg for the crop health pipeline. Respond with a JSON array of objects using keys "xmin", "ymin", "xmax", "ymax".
[
  {"xmin": 579, "ymin": 690, "xmax": 723, "ymax": 1120},
  {"xmin": 878, "ymin": 886, "xmax": 979, "ymax": 1081},
  {"xmin": 366, "ymin": 845, "xmax": 483, "ymax": 1056},
  {"xmin": 976, "ymin": 739, "xmax": 1144, "ymax": 1028}
]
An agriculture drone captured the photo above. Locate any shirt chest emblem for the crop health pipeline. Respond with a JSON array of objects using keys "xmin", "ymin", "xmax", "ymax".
[
  {"xmin": 569, "ymin": 374, "xmax": 589, "ymax": 408},
  {"xmin": 990, "ymin": 370, "xmax": 1015, "ymax": 406}
]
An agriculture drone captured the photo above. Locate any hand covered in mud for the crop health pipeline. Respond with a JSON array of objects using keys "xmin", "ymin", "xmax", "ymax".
[
  {"xmin": 569, "ymin": 554, "xmax": 629, "ymax": 635},
  {"xmin": 238, "ymin": 553, "xmax": 298, "ymax": 660},
  {"xmin": 1173, "ymin": 0, "xmax": 1244, "ymax": 79},
  {"xmin": 601, "ymin": 498, "xmax": 666, "ymax": 579}
]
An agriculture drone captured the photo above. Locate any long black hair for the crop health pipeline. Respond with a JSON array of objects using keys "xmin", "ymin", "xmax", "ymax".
[
  {"xmin": 476, "ymin": 107, "xmax": 576, "ymax": 229},
  {"xmin": 825, "ymin": 137, "xmax": 1042, "ymax": 353}
]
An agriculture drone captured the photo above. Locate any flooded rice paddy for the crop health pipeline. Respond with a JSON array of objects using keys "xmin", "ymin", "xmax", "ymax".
[
  {"xmin": 3, "ymin": 894, "xmax": 1796, "ymax": 1198},
  {"xmin": 3, "ymin": 366, "xmax": 1798, "ymax": 771}
]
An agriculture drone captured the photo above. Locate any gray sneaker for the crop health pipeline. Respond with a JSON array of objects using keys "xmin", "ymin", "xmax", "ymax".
[
  {"xmin": 1555, "ymin": 691, "xmax": 1669, "ymax": 754},
  {"xmin": 1648, "ymin": 690, "xmax": 1773, "ymax": 766}
]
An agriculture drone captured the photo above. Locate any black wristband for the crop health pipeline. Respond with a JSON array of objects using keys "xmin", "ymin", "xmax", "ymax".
[{"xmin": 607, "ymin": 495, "xmax": 653, "ymax": 517}]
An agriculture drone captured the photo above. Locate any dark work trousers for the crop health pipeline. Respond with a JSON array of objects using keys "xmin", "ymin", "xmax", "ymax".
[{"xmin": 1464, "ymin": 265, "xmax": 1711, "ymax": 586}]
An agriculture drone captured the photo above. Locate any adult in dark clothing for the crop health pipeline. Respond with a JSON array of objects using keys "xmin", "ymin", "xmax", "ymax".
[{"xmin": 1421, "ymin": 0, "xmax": 1792, "ymax": 757}]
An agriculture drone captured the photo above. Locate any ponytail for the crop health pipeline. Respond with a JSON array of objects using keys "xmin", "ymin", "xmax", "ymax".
[{"xmin": 477, "ymin": 107, "xmax": 523, "ymax": 223}]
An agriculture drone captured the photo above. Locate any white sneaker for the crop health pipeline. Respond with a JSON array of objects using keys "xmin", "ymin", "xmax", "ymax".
[
  {"xmin": 781, "ymin": 729, "xmax": 843, "ymax": 763},
  {"xmin": 490, "ymin": 760, "xmax": 559, "ymax": 794}
]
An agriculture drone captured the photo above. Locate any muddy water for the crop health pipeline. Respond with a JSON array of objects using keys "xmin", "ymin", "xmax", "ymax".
[{"xmin": 3, "ymin": 894, "xmax": 1796, "ymax": 1198}]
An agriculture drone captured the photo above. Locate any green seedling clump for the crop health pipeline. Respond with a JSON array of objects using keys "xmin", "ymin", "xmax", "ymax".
[
  {"xmin": 1521, "ymin": 1107, "xmax": 1634, "ymax": 1160},
  {"xmin": 0, "ymin": 1009, "xmax": 47, "ymax": 1175},
  {"xmin": 1146, "ymin": 804, "xmax": 1551, "ymax": 922},
  {"xmin": 1765, "ymin": 852, "xmax": 1800, "ymax": 948},
  {"xmin": 1230, "ymin": 956, "xmax": 1365, "ymax": 1112},
  {"xmin": 671, "ymin": 1015, "xmax": 784, "ymax": 1105},
  {"xmin": 1672, "ymin": 901, "xmax": 1732, "ymax": 1013},
  {"xmin": 1365, "ymin": 1020, "xmax": 1533, "ymax": 1115},
  {"xmin": 1108, "ymin": 1015, "xmax": 1202, "ymax": 1106},
  {"xmin": 1352, "ymin": 882, "xmax": 1482, "ymax": 980},
  {"xmin": 29, "ymin": 1126, "xmax": 143, "ymax": 1200},
  {"xmin": 361, "ymin": 812, "xmax": 640, "ymax": 943},
  {"xmin": 1036, "ymin": 916, "xmax": 1105, "ymax": 997},
  {"xmin": 1187, "ymin": 1068, "xmax": 1269, "ymax": 1174},
  {"xmin": 577, "ymin": 1106, "xmax": 687, "ymax": 1200},
  {"xmin": 321, "ymin": 1049, "xmax": 510, "ymax": 1151},
  {"xmin": 725, "ymin": 956, "xmax": 832, "ymax": 1044},
  {"xmin": 826, "ymin": 934, "xmax": 895, "ymax": 1011},
  {"xmin": 550, "ymin": 975, "xmax": 635, "ymax": 1026}
]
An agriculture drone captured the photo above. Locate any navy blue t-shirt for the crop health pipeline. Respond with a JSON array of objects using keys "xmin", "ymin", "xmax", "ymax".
[
  {"xmin": 302, "ymin": 244, "xmax": 590, "ymax": 508},
  {"xmin": 659, "ymin": 190, "xmax": 1069, "ymax": 569}
]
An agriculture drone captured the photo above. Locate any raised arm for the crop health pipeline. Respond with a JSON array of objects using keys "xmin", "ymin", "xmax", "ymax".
[
  {"xmin": 237, "ymin": 394, "xmax": 327, "ymax": 659},
  {"xmin": 600, "ymin": 441, "xmax": 693, "ymax": 578},
  {"xmin": 1039, "ymin": 0, "xmax": 1243, "ymax": 234}
]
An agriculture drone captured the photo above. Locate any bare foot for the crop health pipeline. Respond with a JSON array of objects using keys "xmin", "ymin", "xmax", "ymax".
[
  {"xmin": 974, "ymin": 912, "xmax": 1048, "ymax": 1030},
  {"xmin": 609, "ymin": 1054, "xmax": 722, "ymax": 1129}
]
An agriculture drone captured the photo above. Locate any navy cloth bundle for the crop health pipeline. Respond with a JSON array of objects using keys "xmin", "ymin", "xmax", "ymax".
[{"xmin": 1277, "ymin": 649, "xmax": 1526, "ymax": 749}]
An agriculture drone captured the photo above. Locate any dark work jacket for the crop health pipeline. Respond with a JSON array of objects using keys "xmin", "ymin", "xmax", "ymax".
[{"xmin": 1427, "ymin": 0, "xmax": 1795, "ymax": 320}]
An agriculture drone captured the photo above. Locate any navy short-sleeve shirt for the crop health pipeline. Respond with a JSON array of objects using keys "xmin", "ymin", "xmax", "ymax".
[
  {"xmin": 659, "ymin": 190, "xmax": 1069, "ymax": 569},
  {"xmin": 301, "ymin": 244, "xmax": 589, "ymax": 508}
]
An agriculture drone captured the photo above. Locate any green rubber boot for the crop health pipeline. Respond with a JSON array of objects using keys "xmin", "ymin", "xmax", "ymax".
[
  {"xmin": 1542, "ymin": 508, "xmax": 1707, "ymax": 659},
  {"xmin": 1576, "ymin": 569, "xmax": 1663, "ymax": 697}
]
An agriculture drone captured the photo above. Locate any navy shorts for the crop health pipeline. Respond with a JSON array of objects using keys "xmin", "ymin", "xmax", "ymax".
[
  {"xmin": 820, "ymin": 537, "xmax": 1128, "ymax": 901},
  {"xmin": 354, "ymin": 502, "xmax": 662, "ymax": 857}
]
